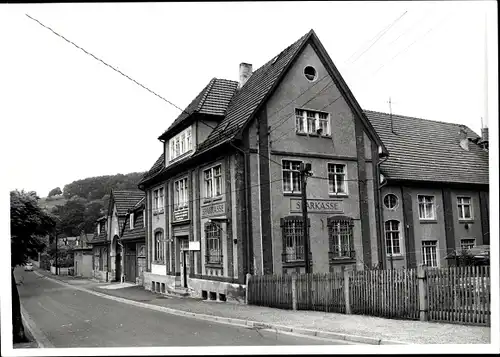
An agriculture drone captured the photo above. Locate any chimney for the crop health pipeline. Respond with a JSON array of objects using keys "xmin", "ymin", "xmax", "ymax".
[
  {"xmin": 481, "ymin": 127, "xmax": 489, "ymax": 142},
  {"xmin": 458, "ymin": 125, "xmax": 469, "ymax": 151},
  {"xmin": 238, "ymin": 63, "xmax": 253, "ymax": 89}
]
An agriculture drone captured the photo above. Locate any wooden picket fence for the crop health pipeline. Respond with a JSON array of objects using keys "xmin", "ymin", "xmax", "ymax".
[
  {"xmin": 247, "ymin": 266, "xmax": 491, "ymax": 326},
  {"xmin": 247, "ymin": 274, "xmax": 294, "ymax": 309},
  {"xmin": 349, "ymin": 269, "xmax": 419, "ymax": 320},
  {"xmin": 426, "ymin": 266, "xmax": 490, "ymax": 326}
]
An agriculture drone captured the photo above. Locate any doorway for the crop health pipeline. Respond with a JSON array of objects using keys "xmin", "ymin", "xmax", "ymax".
[
  {"xmin": 178, "ymin": 237, "xmax": 189, "ymax": 288},
  {"xmin": 125, "ymin": 243, "xmax": 137, "ymax": 283}
]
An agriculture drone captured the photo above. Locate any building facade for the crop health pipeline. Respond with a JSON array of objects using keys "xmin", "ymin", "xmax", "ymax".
[
  {"xmin": 139, "ymin": 30, "xmax": 391, "ymax": 301},
  {"xmin": 89, "ymin": 190, "xmax": 145, "ymax": 282}
]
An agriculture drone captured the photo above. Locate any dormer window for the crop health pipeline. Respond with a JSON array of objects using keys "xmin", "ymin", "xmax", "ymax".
[
  {"xmin": 130, "ymin": 213, "xmax": 134, "ymax": 230},
  {"xmin": 169, "ymin": 126, "xmax": 193, "ymax": 162},
  {"xmin": 97, "ymin": 223, "xmax": 100, "ymax": 236}
]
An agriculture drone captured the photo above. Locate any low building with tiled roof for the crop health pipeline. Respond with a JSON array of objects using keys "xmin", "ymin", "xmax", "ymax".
[
  {"xmin": 363, "ymin": 110, "xmax": 489, "ymax": 270},
  {"xmin": 89, "ymin": 189, "xmax": 145, "ymax": 283}
]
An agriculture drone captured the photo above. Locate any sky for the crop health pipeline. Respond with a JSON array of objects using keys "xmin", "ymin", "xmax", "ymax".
[{"xmin": 0, "ymin": 1, "xmax": 498, "ymax": 198}]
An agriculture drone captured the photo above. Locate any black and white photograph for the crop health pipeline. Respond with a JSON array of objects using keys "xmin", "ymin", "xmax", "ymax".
[{"xmin": 1, "ymin": 1, "xmax": 498, "ymax": 355}]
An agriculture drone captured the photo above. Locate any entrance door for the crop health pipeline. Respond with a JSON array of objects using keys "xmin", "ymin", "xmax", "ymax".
[
  {"xmin": 125, "ymin": 244, "xmax": 137, "ymax": 283},
  {"xmin": 179, "ymin": 238, "xmax": 189, "ymax": 288},
  {"xmin": 183, "ymin": 250, "xmax": 190, "ymax": 288},
  {"xmin": 116, "ymin": 247, "xmax": 122, "ymax": 282}
]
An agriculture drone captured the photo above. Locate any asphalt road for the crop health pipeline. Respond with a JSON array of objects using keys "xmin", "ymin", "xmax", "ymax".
[{"xmin": 15, "ymin": 268, "xmax": 352, "ymax": 347}]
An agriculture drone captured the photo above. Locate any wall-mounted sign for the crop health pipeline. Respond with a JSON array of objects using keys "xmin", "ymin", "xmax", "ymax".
[
  {"xmin": 290, "ymin": 198, "xmax": 344, "ymax": 214},
  {"xmin": 173, "ymin": 209, "xmax": 189, "ymax": 222},
  {"xmin": 189, "ymin": 241, "xmax": 200, "ymax": 251},
  {"xmin": 201, "ymin": 202, "xmax": 226, "ymax": 218}
]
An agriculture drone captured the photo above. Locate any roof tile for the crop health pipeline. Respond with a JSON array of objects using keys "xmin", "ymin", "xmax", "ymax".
[{"xmin": 364, "ymin": 110, "xmax": 489, "ymax": 185}]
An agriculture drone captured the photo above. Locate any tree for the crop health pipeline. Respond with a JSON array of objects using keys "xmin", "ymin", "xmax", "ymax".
[
  {"xmin": 48, "ymin": 187, "xmax": 62, "ymax": 197},
  {"xmin": 10, "ymin": 190, "xmax": 56, "ymax": 343}
]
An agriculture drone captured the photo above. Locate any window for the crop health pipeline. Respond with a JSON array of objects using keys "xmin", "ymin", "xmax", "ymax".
[
  {"xmin": 385, "ymin": 220, "xmax": 401, "ymax": 255},
  {"xmin": 328, "ymin": 164, "xmax": 347, "ymax": 194},
  {"xmin": 174, "ymin": 178, "xmax": 188, "ymax": 210},
  {"xmin": 295, "ymin": 109, "xmax": 331, "ymax": 136},
  {"xmin": 169, "ymin": 126, "xmax": 193, "ymax": 162},
  {"xmin": 304, "ymin": 66, "xmax": 317, "ymax": 81},
  {"xmin": 205, "ymin": 223, "xmax": 222, "ymax": 264},
  {"xmin": 204, "ymin": 165, "xmax": 222, "ymax": 198},
  {"xmin": 154, "ymin": 231, "xmax": 164, "ymax": 262},
  {"xmin": 384, "ymin": 194, "xmax": 398, "ymax": 209},
  {"xmin": 422, "ymin": 241, "xmax": 438, "ymax": 267},
  {"xmin": 153, "ymin": 187, "xmax": 164, "ymax": 213},
  {"xmin": 418, "ymin": 195, "xmax": 435, "ymax": 220},
  {"xmin": 281, "ymin": 217, "xmax": 305, "ymax": 262},
  {"xmin": 457, "ymin": 196, "xmax": 472, "ymax": 220},
  {"xmin": 282, "ymin": 160, "xmax": 302, "ymax": 193},
  {"xmin": 460, "ymin": 238, "xmax": 475, "ymax": 250},
  {"xmin": 129, "ymin": 213, "xmax": 134, "ymax": 230},
  {"xmin": 328, "ymin": 217, "xmax": 354, "ymax": 259}
]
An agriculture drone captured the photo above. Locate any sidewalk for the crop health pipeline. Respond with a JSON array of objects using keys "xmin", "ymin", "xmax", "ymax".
[{"xmin": 36, "ymin": 268, "xmax": 490, "ymax": 345}]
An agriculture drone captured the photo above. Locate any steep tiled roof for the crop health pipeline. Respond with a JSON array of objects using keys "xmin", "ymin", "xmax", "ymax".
[
  {"xmin": 365, "ymin": 110, "xmax": 489, "ymax": 185},
  {"xmin": 132, "ymin": 196, "xmax": 145, "ymax": 210},
  {"xmin": 140, "ymin": 153, "xmax": 165, "ymax": 184},
  {"xmin": 197, "ymin": 31, "xmax": 311, "ymax": 153},
  {"xmin": 112, "ymin": 190, "xmax": 145, "ymax": 216},
  {"xmin": 159, "ymin": 78, "xmax": 239, "ymax": 140},
  {"xmin": 121, "ymin": 211, "xmax": 145, "ymax": 242},
  {"xmin": 140, "ymin": 31, "xmax": 312, "ymax": 186}
]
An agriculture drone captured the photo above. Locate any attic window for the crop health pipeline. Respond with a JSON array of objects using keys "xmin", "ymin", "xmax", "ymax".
[{"xmin": 304, "ymin": 66, "xmax": 317, "ymax": 81}]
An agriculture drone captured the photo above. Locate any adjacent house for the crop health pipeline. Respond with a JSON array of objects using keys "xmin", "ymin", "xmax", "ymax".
[
  {"xmin": 119, "ymin": 197, "xmax": 147, "ymax": 284},
  {"xmin": 367, "ymin": 111, "xmax": 489, "ymax": 269},
  {"xmin": 89, "ymin": 190, "xmax": 145, "ymax": 282},
  {"xmin": 138, "ymin": 29, "xmax": 389, "ymax": 301},
  {"xmin": 73, "ymin": 231, "xmax": 94, "ymax": 278}
]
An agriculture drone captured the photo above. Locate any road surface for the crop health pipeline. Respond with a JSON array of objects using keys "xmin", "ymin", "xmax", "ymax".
[{"xmin": 15, "ymin": 268, "xmax": 353, "ymax": 347}]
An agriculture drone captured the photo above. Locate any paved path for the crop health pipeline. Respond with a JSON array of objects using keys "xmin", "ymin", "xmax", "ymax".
[{"xmin": 15, "ymin": 268, "xmax": 352, "ymax": 347}]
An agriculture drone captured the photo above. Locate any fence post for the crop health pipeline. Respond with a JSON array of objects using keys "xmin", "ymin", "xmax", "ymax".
[
  {"xmin": 417, "ymin": 265, "xmax": 428, "ymax": 322},
  {"xmin": 292, "ymin": 274, "xmax": 298, "ymax": 311},
  {"xmin": 343, "ymin": 268, "xmax": 351, "ymax": 314},
  {"xmin": 245, "ymin": 273, "xmax": 251, "ymax": 305}
]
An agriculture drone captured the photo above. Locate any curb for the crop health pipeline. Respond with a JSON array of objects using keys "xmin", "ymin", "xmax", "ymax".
[
  {"xmin": 34, "ymin": 270, "xmax": 407, "ymax": 345},
  {"xmin": 20, "ymin": 304, "xmax": 54, "ymax": 348}
]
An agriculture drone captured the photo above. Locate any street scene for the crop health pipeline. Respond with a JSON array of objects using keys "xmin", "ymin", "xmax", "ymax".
[
  {"xmin": 3, "ymin": 1, "xmax": 496, "ymax": 355},
  {"xmin": 15, "ymin": 267, "xmax": 345, "ymax": 347}
]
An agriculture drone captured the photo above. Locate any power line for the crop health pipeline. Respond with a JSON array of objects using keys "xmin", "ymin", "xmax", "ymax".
[
  {"xmin": 370, "ymin": 9, "xmax": 458, "ymax": 77},
  {"xmin": 25, "ymin": 13, "xmax": 191, "ymax": 116},
  {"xmin": 347, "ymin": 10, "xmax": 409, "ymax": 64}
]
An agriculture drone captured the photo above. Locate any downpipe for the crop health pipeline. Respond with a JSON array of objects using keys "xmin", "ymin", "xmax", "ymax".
[{"xmin": 376, "ymin": 152, "xmax": 389, "ymax": 269}]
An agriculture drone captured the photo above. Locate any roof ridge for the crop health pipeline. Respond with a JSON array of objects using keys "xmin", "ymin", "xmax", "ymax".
[
  {"xmin": 363, "ymin": 109, "xmax": 472, "ymax": 129},
  {"xmin": 196, "ymin": 77, "xmax": 217, "ymax": 112}
]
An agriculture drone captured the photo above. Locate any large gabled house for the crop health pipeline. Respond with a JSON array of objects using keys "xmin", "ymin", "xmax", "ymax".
[
  {"xmin": 366, "ymin": 111, "xmax": 489, "ymax": 269},
  {"xmin": 89, "ymin": 189, "xmax": 145, "ymax": 282},
  {"xmin": 138, "ymin": 29, "xmax": 389, "ymax": 301}
]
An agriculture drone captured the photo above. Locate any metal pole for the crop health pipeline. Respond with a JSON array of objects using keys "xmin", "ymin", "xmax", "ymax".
[{"xmin": 300, "ymin": 164, "xmax": 310, "ymax": 274}]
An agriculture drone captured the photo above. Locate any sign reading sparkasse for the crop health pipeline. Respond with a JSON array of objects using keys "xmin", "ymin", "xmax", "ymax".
[
  {"xmin": 290, "ymin": 198, "xmax": 344, "ymax": 213},
  {"xmin": 201, "ymin": 202, "xmax": 226, "ymax": 218}
]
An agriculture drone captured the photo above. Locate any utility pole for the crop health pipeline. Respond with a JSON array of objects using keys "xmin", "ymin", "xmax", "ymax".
[
  {"xmin": 54, "ymin": 230, "xmax": 58, "ymax": 275},
  {"xmin": 300, "ymin": 163, "xmax": 312, "ymax": 274}
]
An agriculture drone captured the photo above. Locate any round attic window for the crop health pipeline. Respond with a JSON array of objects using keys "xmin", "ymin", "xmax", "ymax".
[
  {"xmin": 304, "ymin": 66, "xmax": 317, "ymax": 81},
  {"xmin": 383, "ymin": 194, "xmax": 399, "ymax": 210}
]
